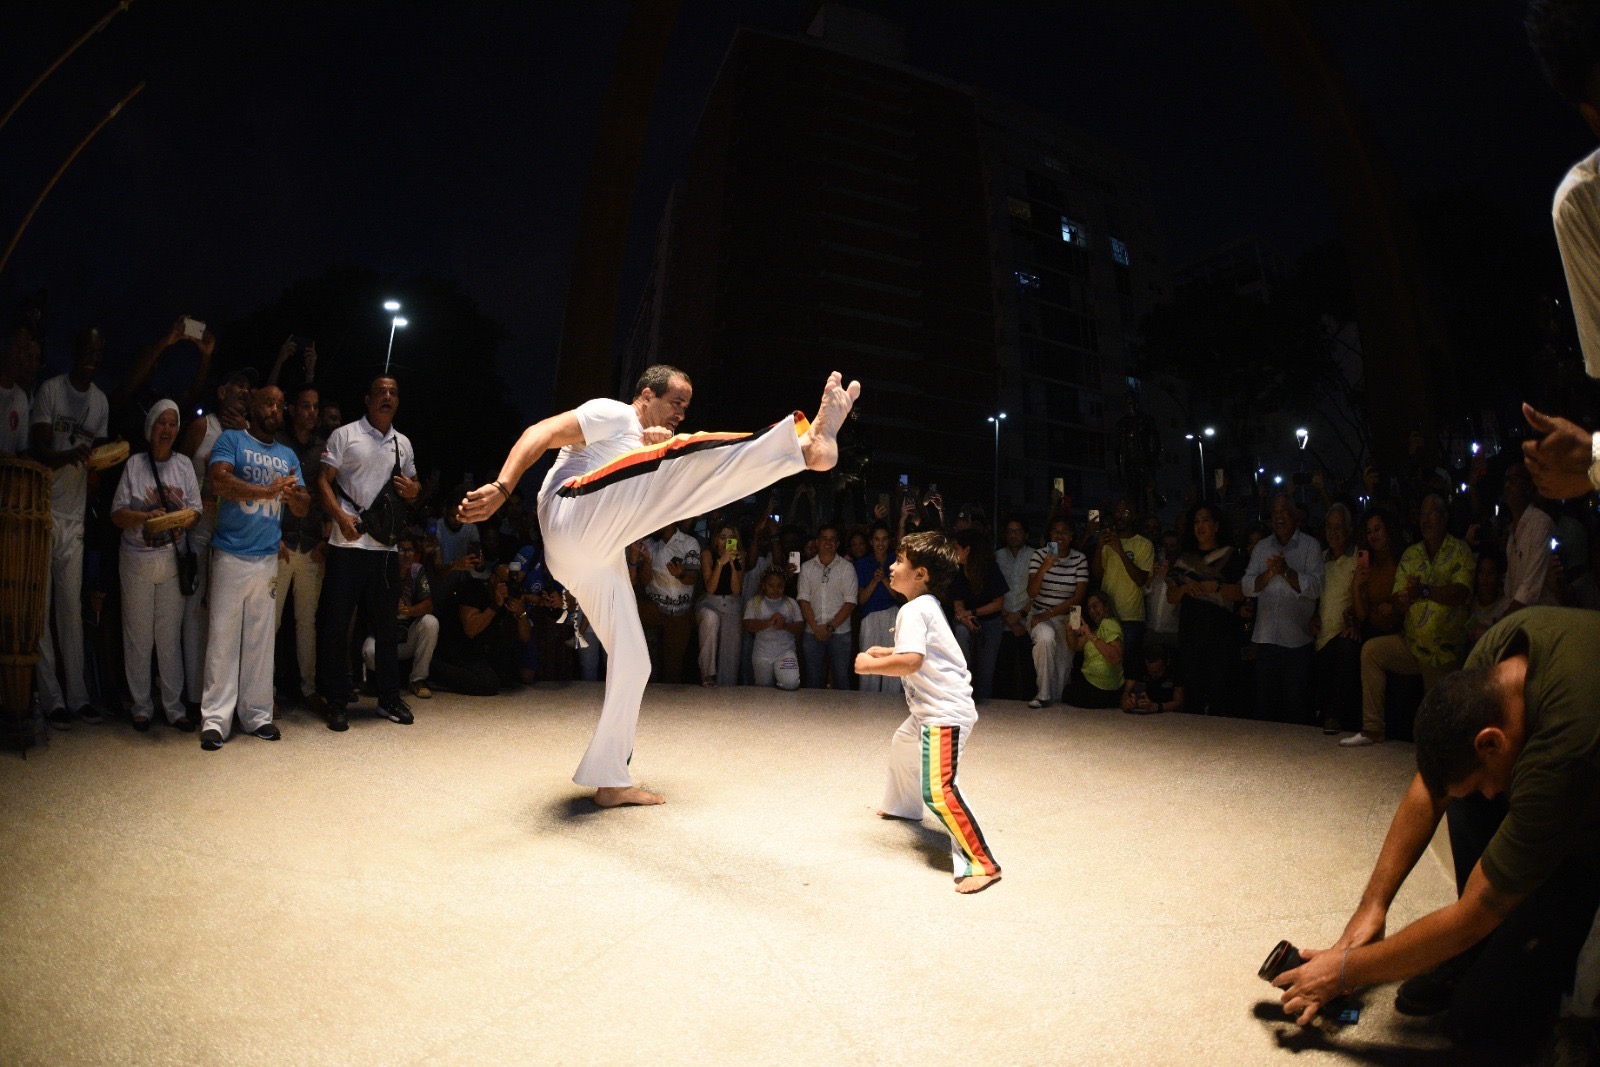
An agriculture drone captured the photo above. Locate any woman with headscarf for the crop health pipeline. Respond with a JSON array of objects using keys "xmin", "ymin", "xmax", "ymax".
[{"xmin": 109, "ymin": 399, "xmax": 201, "ymax": 730}]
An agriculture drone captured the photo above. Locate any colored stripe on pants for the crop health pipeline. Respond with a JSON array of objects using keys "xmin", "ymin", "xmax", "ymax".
[{"xmin": 921, "ymin": 724, "xmax": 999, "ymax": 877}]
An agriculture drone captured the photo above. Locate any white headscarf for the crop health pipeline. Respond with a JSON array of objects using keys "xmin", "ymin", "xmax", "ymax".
[{"xmin": 144, "ymin": 398, "xmax": 180, "ymax": 444}]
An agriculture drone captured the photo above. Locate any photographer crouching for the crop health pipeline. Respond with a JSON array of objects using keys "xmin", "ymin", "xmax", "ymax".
[{"xmin": 1273, "ymin": 607, "xmax": 1600, "ymax": 1060}]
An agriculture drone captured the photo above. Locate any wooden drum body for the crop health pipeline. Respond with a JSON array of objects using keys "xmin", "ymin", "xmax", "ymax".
[{"xmin": 0, "ymin": 458, "xmax": 52, "ymax": 715}]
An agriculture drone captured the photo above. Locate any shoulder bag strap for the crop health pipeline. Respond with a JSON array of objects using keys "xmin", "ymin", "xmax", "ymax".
[{"xmin": 147, "ymin": 451, "xmax": 184, "ymax": 557}]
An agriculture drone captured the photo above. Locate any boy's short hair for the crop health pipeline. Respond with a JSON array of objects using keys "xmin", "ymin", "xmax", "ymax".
[
  {"xmin": 1142, "ymin": 644, "xmax": 1170, "ymax": 665},
  {"xmin": 898, "ymin": 530, "xmax": 960, "ymax": 597}
]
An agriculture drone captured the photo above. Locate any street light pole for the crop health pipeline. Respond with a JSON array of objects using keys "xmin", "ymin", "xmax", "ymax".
[
  {"xmin": 1185, "ymin": 426, "xmax": 1216, "ymax": 502},
  {"xmin": 987, "ymin": 412, "xmax": 1006, "ymax": 535},
  {"xmin": 382, "ymin": 300, "xmax": 406, "ymax": 372}
]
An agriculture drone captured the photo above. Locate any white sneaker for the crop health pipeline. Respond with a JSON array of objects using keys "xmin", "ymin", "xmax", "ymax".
[
  {"xmin": 1338, "ymin": 733, "xmax": 1380, "ymax": 747},
  {"xmin": 1027, "ymin": 698, "xmax": 1047, "ymax": 709}
]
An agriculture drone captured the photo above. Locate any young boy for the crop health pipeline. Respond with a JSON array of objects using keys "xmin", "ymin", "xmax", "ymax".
[{"xmin": 856, "ymin": 530, "xmax": 1002, "ymax": 894}]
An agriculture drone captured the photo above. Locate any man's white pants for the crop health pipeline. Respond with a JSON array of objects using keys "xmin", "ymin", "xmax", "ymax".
[
  {"xmin": 540, "ymin": 416, "xmax": 807, "ymax": 787},
  {"xmin": 1030, "ymin": 616, "xmax": 1070, "ymax": 703},
  {"xmin": 35, "ymin": 517, "xmax": 89, "ymax": 713},
  {"xmin": 696, "ymin": 593, "xmax": 743, "ymax": 683},
  {"xmin": 181, "ymin": 516, "xmax": 213, "ymax": 705},
  {"xmin": 120, "ymin": 548, "xmax": 187, "ymax": 723},
  {"xmin": 274, "ymin": 546, "xmax": 323, "ymax": 697},
  {"xmin": 856, "ymin": 607, "xmax": 902, "ymax": 694},
  {"xmin": 363, "ymin": 614, "xmax": 439, "ymax": 683},
  {"xmin": 201, "ymin": 551, "xmax": 277, "ymax": 739}
]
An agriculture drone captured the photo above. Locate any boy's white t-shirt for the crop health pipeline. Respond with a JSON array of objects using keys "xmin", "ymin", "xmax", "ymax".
[{"xmin": 893, "ymin": 593, "xmax": 976, "ymax": 729}]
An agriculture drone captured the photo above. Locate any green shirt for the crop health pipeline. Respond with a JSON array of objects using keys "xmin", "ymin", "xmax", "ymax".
[
  {"xmin": 1082, "ymin": 617, "xmax": 1125, "ymax": 692},
  {"xmin": 1393, "ymin": 534, "xmax": 1474, "ymax": 668},
  {"xmin": 1099, "ymin": 534, "xmax": 1154, "ymax": 623},
  {"xmin": 1472, "ymin": 608, "xmax": 1600, "ymax": 897}
]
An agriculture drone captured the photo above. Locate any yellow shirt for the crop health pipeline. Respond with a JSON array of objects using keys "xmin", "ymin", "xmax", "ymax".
[
  {"xmin": 1394, "ymin": 535, "xmax": 1475, "ymax": 668},
  {"xmin": 1099, "ymin": 534, "xmax": 1154, "ymax": 623}
]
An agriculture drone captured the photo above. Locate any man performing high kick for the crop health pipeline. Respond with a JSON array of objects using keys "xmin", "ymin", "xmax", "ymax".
[{"xmin": 459, "ymin": 365, "xmax": 860, "ymax": 807}]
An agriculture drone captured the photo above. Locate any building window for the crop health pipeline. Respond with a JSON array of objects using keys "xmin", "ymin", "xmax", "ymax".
[
  {"xmin": 1014, "ymin": 270, "xmax": 1041, "ymax": 291},
  {"xmin": 1060, "ymin": 216, "xmax": 1088, "ymax": 247},
  {"xmin": 1008, "ymin": 197, "xmax": 1032, "ymax": 220},
  {"xmin": 1111, "ymin": 237, "xmax": 1130, "ymax": 266}
]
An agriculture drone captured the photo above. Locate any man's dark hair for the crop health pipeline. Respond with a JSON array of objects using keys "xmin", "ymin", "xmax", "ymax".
[
  {"xmin": 1143, "ymin": 643, "xmax": 1170, "ymax": 665},
  {"xmin": 290, "ymin": 382, "xmax": 319, "ymax": 404},
  {"xmin": 899, "ymin": 530, "xmax": 960, "ymax": 597},
  {"xmin": 633, "ymin": 364, "xmax": 690, "ymax": 399},
  {"xmin": 1414, "ymin": 667, "xmax": 1506, "ymax": 798},
  {"xmin": 1528, "ymin": 0, "xmax": 1600, "ymax": 104},
  {"xmin": 367, "ymin": 372, "xmax": 399, "ymax": 395}
]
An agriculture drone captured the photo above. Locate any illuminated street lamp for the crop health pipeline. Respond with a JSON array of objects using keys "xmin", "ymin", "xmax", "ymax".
[
  {"xmin": 383, "ymin": 301, "xmax": 407, "ymax": 371},
  {"xmin": 1184, "ymin": 426, "xmax": 1216, "ymax": 501}
]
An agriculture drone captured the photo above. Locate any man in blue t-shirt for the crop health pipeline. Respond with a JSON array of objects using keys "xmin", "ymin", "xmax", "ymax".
[{"xmin": 199, "ymin": 386, "xmax": 309, "ymax": 750}]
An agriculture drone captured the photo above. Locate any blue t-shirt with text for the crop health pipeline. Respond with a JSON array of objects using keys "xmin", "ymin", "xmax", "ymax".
[{"xmin": 211, "ymin": 429, "xmax": 304, "ymax": 557}]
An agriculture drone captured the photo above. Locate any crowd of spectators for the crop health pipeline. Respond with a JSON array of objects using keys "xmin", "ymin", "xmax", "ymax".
[{"xmin": 1, "ymin": 306, "xmax": 1589, "ymax": 753}]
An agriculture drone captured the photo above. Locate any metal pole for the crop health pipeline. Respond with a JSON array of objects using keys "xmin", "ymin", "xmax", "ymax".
[
  {"xmin": 0, "ymin": 2, "xmax": 137, "ymax": 136},
  {"xmin": 992, "ymin": 418, "xmax": 1001, "ymax": 536},
  {"xmin": 385, "ymin": 318, "xmax": 399, "ymax": 371},
  {"xmin": 0, "ymin": 81, "xmax": 143, "ymax": 279}
]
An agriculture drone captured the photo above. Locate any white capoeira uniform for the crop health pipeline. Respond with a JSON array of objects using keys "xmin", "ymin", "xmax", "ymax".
[
  {"xmin": 538, "ymin": 398, "xmax": 808, "ymax": 787},
  {"xmin": 880, "ymin": 593, "xmax": 1000, "ymax": 881}
]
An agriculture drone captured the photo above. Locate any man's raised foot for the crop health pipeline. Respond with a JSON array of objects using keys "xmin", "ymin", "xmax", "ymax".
[
  {"xmin": 594, "ymin": 785, "xmax": 666, "ymax": 808},
  {"xmin": 801, "ymin": 371, "xmax": 861, "ymax": 471}
]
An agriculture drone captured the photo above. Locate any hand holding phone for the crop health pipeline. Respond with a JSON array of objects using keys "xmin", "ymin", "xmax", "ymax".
[{"xmin": 1068, "ymin": 605, "xmax": 1083, "ymax": 631}]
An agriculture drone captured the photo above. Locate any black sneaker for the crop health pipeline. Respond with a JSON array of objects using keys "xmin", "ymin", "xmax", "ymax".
[
  {"xmin": 253, "ymin": 723, "xmax": 281, "ymax": 741},
  {"xmin": 167, "ymin": 714, "xmax": 198, "ymax": 733},
  {"xmin": 132, "ymin": 716, "xmax": 152, "ymax": 732},
  {"xmin": 200, "ymin": 729, "xmax": 224, "ymax": 751},
  {"xmin": 1395, "ymin": 952, "xmax": 1473, "ymax": 1016},
  {"xmin": 326, "ymin": 705, "xmax": 349, "ymax": 732},
  {"xmin": 46, "ymin": 707, "xmax": 72, "ymax": 731},
  {"xmin": 76, "ymin": 705, "xmax": 103, "ymax": 725},
  {"xmin": 377, "ymin": 697, "xmax": 413, "ymax": 725}
]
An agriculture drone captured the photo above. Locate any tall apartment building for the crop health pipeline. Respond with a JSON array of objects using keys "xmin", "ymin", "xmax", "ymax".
[{"xmin": 623, "ymin": 8, "xmax": 1173, "ymax": 521}]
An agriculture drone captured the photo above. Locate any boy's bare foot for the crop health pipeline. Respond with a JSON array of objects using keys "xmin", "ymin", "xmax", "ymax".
[
  {"xmin": 594, "ymin": 785, "xmax": 665, "ymax": 807},
  {"xmin": 801, "ymin": 371, "xmax": 861, "ymax": 471},
  {"xmin": 955, "ymin": 873, "xmax": 1002, "ymax": 894},
  {"xmin": 875, "ymin": 809, "xmax": 917, "ymax": 820}
]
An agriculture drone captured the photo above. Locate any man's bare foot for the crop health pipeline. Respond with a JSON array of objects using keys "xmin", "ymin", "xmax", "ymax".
[
  {"xmin": 594, "ymin": 785, "xmax": 665, "ymax": 807},
  {"xmin": 801, "ymin": 371, "xmax": 861, "ymax": 471},
  {"xmin": 955, "ymin": 873, "xmax": 1001, "ymax": 894}
]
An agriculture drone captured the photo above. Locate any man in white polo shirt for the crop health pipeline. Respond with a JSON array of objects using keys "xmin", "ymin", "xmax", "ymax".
[{"xmin": 314, "ymin": 374, "xmax": 420, "ymax": 731}]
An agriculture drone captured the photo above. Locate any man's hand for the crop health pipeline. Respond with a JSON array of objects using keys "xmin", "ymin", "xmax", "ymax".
[
  {"xmin": 334, "ymin": 511, "xmax": 359, "ymax": 542},
  {"xmin": 302, "ymin": 342, "xmax": 317, "ymax": 378},
  {"xmin": 393, "ymin": 472, "xmax": 420, "ymax": 502},
  {"xmin": 458, "ymin": 483, "xmax": 504, "ymax": 524},
  {"xmin": 1523, "ymin": 403, "xmax": 1596, "ymax": 500},
  {"xmin": 219, "ymin": 409, "xmax": 247, "ymax": 432},
  {"xmin": 1274, "ymin": 948, "xmax": 1343, "ymax": 1026},
  {"xmin": 810, "ymin": 623, "xmax": 831, "ymax": 641},
  {"xmin": 276, "ymin": 335, "xmax": 296, "ymax": 368},
  {"xmin": 278, "ymin": 540, "xmax": 290, "ymax": 563},
  {"xmin": 641, "ymin": 425, "xmax": 673, "ymax": 446}
]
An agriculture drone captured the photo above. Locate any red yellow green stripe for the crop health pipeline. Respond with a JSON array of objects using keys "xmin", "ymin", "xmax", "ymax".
[
  {"xmin": 920, "ymin": 724, "xmax": 999, "ymax": 877},
  {"xmin": 557, "ymin": 412, "xmax": 808, "ymax": 498}
]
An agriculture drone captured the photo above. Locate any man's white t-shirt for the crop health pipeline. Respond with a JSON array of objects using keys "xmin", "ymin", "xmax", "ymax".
[
  {"xmin": 0, "ymin": 382, "xmax": 31, "ymax": 455},
  {"xmin": 543, "ymin": 398, "xmax": 644, "ymax": 495},
  {"xmin": 893, "ymin": 593, "xmax": 976, "ymax": 729},
  {"xmin": 797, "ymin": 554, "xmax": 858, "ymax": 635},
  {"xmin": 1555, "ymin": 148, "xmax": 1600, "ymax": 376},
  {"xmin": 744, "ymin": 594, "xmax": 801, "ymax": 659},
  {"xmin": 31, "ymin": 373, "xmax": 108, "ymax": 519}
]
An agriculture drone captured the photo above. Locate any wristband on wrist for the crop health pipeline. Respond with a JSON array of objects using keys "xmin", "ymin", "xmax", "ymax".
[{"xmin": 491, "ymin": 480, "xmax": 511, "ymax": 500}]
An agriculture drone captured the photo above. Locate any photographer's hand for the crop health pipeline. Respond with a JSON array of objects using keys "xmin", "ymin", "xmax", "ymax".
[{"xmin": 1274, "ymin": 948, "xmax": 1344, "ymax": 1026}]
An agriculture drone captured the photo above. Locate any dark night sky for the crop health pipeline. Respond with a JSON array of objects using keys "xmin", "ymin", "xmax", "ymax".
[{"xmin": 0, "ymin": 1, "xmax": 1589, "ymax": 423}]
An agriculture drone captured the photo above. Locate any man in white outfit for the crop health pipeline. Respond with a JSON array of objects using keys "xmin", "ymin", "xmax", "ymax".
[{"xmin": 459, "ymin": 365, "xmax": 859, "ymax": 807}]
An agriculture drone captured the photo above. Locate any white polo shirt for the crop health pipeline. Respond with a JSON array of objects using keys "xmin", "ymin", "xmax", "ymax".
[
  {"xmin": 797, "ymin": 553, "xmax": 858, "ymax": 635},
  {"xmin": 321, "ymin": 415, "xmax": 416, "ymax": 552}
]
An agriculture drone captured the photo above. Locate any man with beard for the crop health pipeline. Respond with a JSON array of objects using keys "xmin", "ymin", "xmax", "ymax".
[
  {"xmin": 199, "ymin": 386, "xmax": 309, "ymax": 750},
  {"xmin": 458, "ymin": 366, "xmax": 859, "ymax": 807}
]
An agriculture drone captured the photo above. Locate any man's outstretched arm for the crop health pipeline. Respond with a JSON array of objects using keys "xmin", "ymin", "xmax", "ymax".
[{"xmin": 460, "ymin": 411, "xmax": 586, "ymax": 522}]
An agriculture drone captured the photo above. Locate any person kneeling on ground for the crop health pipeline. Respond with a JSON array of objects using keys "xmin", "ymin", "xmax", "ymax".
[
  {"xmin": 1120, "ymin": 643, "xmax": 1184, "ymax": 715},
  {"xmin": 430, "ymin": 562, "xmax": 531, "ymax": 695},
  {"xmin": 743, "ymin": 567, "xmax": 802, "ymax": 690},
  {"xmin": 1063, "ymin": 590, "xmax": 1124, "ymax": 709},
  {"xmin": 1274, "ymin": 607, "xmax": 1600, "ymax": 1061}
]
